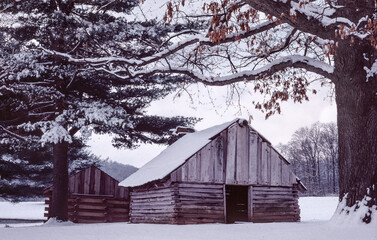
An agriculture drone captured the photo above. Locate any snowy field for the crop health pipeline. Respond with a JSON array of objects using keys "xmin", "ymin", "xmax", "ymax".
[
  {"xmin": 0, "ymin": 197, "xmax": 376, "ymax": 240},
  {"xmin": 0, "ymin": 201, "xmax": 45, "ymax": 220}
]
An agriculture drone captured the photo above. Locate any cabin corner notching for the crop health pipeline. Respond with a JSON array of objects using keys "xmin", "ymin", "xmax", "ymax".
[{"xmin": 120, "ymin": 119, "xmax": 306, "ymax": 224}]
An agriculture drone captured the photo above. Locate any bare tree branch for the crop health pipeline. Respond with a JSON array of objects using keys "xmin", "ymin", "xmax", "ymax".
[
  {"xmin": 124, "ymin": 55, "xmax": 335, "ymax": 85},
  {"xmin": 244, "ymin": 0, "xmax": 353, "ymax": 40}
]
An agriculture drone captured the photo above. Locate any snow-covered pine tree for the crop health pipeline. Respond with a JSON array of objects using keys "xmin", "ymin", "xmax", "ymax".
[
  {"xmin": 0, "ymin": 0, "xmax": 197, "ymax": 220},
  {"xmin": 0, "ymin": 141, "xmax": 53, "ymax": 201},
  {"xmin": 0, "ymin": 138, "xmax": 99, "ymax": 201}
]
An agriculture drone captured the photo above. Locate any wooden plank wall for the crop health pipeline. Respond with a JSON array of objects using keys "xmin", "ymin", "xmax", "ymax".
[
  {"xmin": 68, "ymin": 166, "xmax": 128, "ymax": 199},
  {"xmin": 44, "ymin": 191, "xmax": 129, "ymax": 223},
  {"xmin": 171, "ymin": 123, "xmax": 297, "ymax": 187},
  {"xmin": 236, "ymin": 125, "xmax": 249, "ymax": 184},
  {"xmin": 250, "ymin": 185, "xmax": 300, "ymax": 222},
  {"xmin": 226, "ymin": 124, "xmax": 237, "ymax": 184},
  {"xmin": 129, "ymin": 187, "xmax": 177, "ymax": 224},
  {"xmin": 129, "ymin": 183, "xmax": 224, "ymax": 224},
  {"xmin": 175, "ymin": 183, "xmax": 225, "ymax": 224},
  {"xmin": 44, "ymin": 166, "xmax": 130, "ymax": 223},
  {"xmin": 171, "ymin": 131, "xmax": 227, "ymax": 184}
]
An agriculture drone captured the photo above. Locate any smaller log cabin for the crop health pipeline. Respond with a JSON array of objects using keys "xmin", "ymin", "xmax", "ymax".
[
  {"xmin": 120, "ymin": 119, "xmax": 306, "ymax": 224},
  {"xmin": 44, "ymin": 165, "xmax": 129, "ymax": 223}
]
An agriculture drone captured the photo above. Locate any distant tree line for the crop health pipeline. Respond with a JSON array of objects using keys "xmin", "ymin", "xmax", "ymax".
[
  {"xmin": 99, "ymin": 160, "xmax": 138, "ymax": 182},
  {"xmin": 278, "ymin": 122, "xmax": 338, "ymax": 196}
]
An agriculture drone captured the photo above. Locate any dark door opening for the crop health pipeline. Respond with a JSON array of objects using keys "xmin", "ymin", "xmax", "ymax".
[{"xmin": 225, "ymin": 185, "xmax": 248, "ymax": 223}]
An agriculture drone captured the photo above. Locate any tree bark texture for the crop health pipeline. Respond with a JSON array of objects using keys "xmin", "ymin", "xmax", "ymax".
[
  {"xmin": 50, "ymin": 141, "xmax": 69, "ymax": 221},
  {"xmin": 334, "ymin": 40, "xmax": 377, "ymax": 208},
  {"xmin": 332, "ymin": 155, "xmax": 337, "ymax": 194}
]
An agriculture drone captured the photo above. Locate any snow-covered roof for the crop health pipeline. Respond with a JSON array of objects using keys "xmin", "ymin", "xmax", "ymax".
[{"xmin": 119, "ymin": 119, "xmax": 241, "ymax": 187}]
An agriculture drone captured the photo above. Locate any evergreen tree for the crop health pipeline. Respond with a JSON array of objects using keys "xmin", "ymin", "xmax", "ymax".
[
  {"xmin": 0, "ymin": 1, "xmax": 196, "ymax": 220},
  {"xmin": 0, "ymin": 138, "xmax": 99, "ymax": 201},
  {"xmin": 0, "ymin": 141, "xmax": 53, "ymax": 201}
]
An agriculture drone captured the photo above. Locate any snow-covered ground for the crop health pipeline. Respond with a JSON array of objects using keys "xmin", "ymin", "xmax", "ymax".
[
  {"xmin": 299, "ymin": 196, "xmax": 339, "ymax": 221},
  {"xmin": 0, "ymin": 197, "xmax": 376, "ymax": 240},
  {"xmin": 0, "ymin": 201, "xmax": 45, "ymax": 220}
]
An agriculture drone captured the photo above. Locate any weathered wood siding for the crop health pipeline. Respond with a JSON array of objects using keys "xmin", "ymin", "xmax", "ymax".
[
  {"xmin": 44, "ymin": 191, "xmax": 129, "ymax": 223},
  {"xmin": 129, "ymin": 183, "xmax": 225, "ymax": 224},
  {"xmin": 170, "ymin": 123, "xmax": 296, "ymax": 187},
  {"xmin": 170, "ymin": 131, "xmax": 227, "ymax": 184},
  {"xmin": 175, "ymin": 183, "xmax": 225, "ymax": 224},
  {"xmin": 44, "ymin": 166, "xmax": 130, "ymax": 223},
  {"xmin": 250, "ymin": 185, "xmax": 300, "ymax": 222},
  {"xmin": 130, "ymin": 187, "xmax": 177, "ymax": 224},
  {"xmin": 68, "ymin": 166, "xmax": 128, "ymax": 199},
  {"xmin": 128, "ymin": 182, "xmax": 300, "ymax": 224}
]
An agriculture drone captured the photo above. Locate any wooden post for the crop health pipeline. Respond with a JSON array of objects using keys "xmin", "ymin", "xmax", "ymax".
[
  {"xmin": 248, "ymin": 185, "xmax": 254, "ymax": 222},
  {"xmin": 223, "ymin": 184, "xmax": 227, "ymax": 224},
  {"xmin": 223, "ymin": 129, "xmax": 228, "ymax": 224}
]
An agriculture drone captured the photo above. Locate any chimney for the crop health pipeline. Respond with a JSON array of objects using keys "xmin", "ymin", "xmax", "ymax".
[{"xmin": 168, "ymin": 126, "xmax": 195, "ymax": 145}]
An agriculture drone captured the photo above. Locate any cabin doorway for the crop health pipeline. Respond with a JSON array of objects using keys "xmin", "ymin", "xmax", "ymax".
[{"xmin": 225, "ymin": 185, "xmax": 248, "ymax": 223}]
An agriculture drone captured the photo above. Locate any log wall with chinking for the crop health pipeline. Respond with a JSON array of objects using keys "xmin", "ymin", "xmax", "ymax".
[
  {"xmin": 44, "ymin": 192, "xmax": 129, "ymax": 223},
  {"xmin": 174, "ymin": 182, "xmax": 225, "ymax": 224},
  {"xmin": 170, "ymin": 122, "xmax": 297, "ymax": 187},
  {"xmin": 129, "ymin": 187, "xmax": 177, "ymax": 224},
  {"xmin": 249, "ymin": 185, "xmax": 300, "ymax": 223},
  {"xmin": 129, "ymin": 183, "xmax": 225, "ymax": 224}
]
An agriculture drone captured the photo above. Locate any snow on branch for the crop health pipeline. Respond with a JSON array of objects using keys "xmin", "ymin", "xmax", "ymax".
[
  {"xmin": 289, "ymin": 1, "xmax": 353, "ymax": 27},
  {"xmin": 40, "ymin": 122, "xmax": 73, "ymax": 146},
  {"xmin": 364, "ymin": 59, "xmax": 377, "ymax": 82},
  {"xmin": 40, "ymin": 47, "xmax": 144, "ymax": 66},
  {"xmin": 75, "ymin": 102, "xmax": 127, "ymax": 127},
  {"xmin": 245, "ymin": 0, "xmax": 354, "ymax": 40},
  {"xmin": 128, "ymin": 55, "xmax": 334, "ymax": 85},
  {"xmin": 0, "ymin": 125, "xmax": 27, "ymax": 141},
  {"xmin": 40, "ymin": 20, "xmax": 278, "ymax": 68}
]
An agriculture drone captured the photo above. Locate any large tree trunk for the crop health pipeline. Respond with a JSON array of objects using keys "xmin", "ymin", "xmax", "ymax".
[
  {"xmin": 334, "ymin": 40, "xmax": 377, "ymax": 220},
  {"xmin": 332, "ymin": 155, "xmax": 336, "ymax": 194},
  {"xmin": 50, "ymin": 141, "xmax": 69, "ymax": 221}
]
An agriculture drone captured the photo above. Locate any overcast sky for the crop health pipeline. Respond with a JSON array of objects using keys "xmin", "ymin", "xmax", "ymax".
[{"xmin": 89, "ymin": 82, "xmax": 337, "ymax": 168}]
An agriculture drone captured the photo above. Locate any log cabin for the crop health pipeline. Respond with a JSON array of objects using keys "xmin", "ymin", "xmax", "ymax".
[
  {"xmin": 119, "ymin": 119, "xmax": 306, "ymax": 224},
  {"xmin": 44, "ymin": 165, "xmax": 130, "ymax": 223}
]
